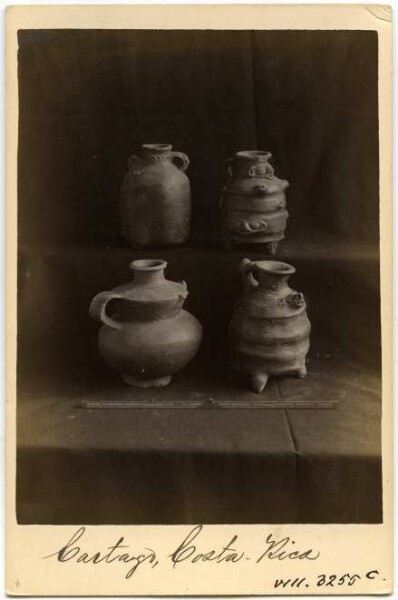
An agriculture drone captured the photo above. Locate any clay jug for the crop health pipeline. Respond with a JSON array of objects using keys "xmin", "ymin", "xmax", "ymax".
[
  {"xmin": 220, "ymin": 150, "xmax": 289, "ymax": 255},
  {"xmin": 120, "ymin": 143, "xmax": 191, "ymax": 247},
  {"xmin": 89, "ymin": 259, "xmax": 202, "ymax": 387},
  {"xmin": 229, "ymin": 259, "xmax": 310, "ymax": 393}
]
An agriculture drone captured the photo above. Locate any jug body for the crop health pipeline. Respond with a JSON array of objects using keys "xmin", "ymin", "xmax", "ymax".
[
  {"xmin": 229, "ymin": 259, "xmax": 310, "ymax": 393},
  {"xmin": 89, "ymin": 259, "xmax": 202, "ymax": 387},
  {"xmin": 120, "ymin": 144, "xmax": 191, "ymax": 247},
  {"xmin": 220, "ymin": 150, "xmax": 289, "ymax": 255}
]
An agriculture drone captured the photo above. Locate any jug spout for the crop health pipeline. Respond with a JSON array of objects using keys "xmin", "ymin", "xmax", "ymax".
[{"xmin": 129, "ymin": 258, "xmax": 167, "ymax": 286}]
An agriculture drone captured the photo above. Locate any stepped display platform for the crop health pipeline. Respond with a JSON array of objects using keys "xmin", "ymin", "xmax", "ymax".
[{"xmin": 16, "ymin": 240, "xmax": 382, "ymax": 524}]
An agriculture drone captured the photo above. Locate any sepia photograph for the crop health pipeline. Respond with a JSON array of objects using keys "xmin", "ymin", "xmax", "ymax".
[
  {"xmin": 16, "ymin": 25, "xmax": 382, "ymax": 527},
  {"xmin": 6, "ymin": 5, "xmax": 393, "ymax": 595}
]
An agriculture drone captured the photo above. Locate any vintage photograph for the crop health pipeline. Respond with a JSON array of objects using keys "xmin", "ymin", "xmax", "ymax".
[{"xmin": 16, "ymin": 27, "xmax": 381, "ymax": 526}]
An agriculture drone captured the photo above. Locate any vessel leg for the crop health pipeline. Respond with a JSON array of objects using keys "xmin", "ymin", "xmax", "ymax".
[
  {"xmin": 250, "ymin": 372, "xmax": 269, "ymax": 393},
  {"xmin": 265, "ymin": 241, "xmax": 278, "ymax": 255},
  {"xmin": 296, "ymin": 366, "xmax": 307, "ymax": 379}
]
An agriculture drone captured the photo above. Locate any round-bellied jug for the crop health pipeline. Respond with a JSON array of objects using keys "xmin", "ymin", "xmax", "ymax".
[
  {"xmin": 229, "ymin": 259, "xmax": 310, "ymax": 393},
  {"xmin": 89, "ymin": 259, "xmax": 202, "ymax": 387},
  {"xmin": 220, "ymin": 150, "xmax": 289, "ymax": 255},
  {"xmin": 120, "ymin": 143, "xmax": 191, "ymax": 247}
]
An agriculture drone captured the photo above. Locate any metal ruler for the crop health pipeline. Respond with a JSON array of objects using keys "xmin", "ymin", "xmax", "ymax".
[{"xmin": 81, "ymin": 397, "xmax": 338, "ymax": 409}]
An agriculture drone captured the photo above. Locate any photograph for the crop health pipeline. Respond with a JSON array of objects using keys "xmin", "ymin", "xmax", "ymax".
[
  {"xmin": 6, "ymin": 3, "xmax": 395, "ymax": 596},
  {"xmin": 16, "ymin": 25, "xmax": 382, "ymax": 527}
]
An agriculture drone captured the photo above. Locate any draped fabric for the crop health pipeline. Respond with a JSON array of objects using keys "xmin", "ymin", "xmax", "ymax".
[
  {"xmin": 18, "ymin": 29, "xmax": 378, "ymax": 246},
  {"xmin": 17, "ymin": 29, "xmax": 381, "ymax": 524}
]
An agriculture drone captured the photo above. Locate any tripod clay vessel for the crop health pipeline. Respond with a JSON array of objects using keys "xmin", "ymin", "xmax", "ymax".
[
  {"xmin": 120, "ymin": 143, "xmax": 191, "ymax": 247},
  {"xmin": 229, "ymin": 259, "xmax": 310, "ymax": 393},
  {"xmin": 220, "ymin": 150, "xmax": 289, "ymax": 255},
  {"xmin": 89, "ymin": 259, "xmax": 202, "ymax": 388}
]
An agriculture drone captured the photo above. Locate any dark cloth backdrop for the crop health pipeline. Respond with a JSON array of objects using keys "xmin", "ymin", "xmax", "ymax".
[
  {"xmin": 18, "ymin": 29, "xmax": 378, "ymax": 247},
  {"xmin": 17, "ymin": 30, "xmax": 381, "ymax": 524}
]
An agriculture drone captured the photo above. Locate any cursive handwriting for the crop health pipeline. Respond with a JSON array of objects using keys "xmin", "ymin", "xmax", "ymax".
[
  {"xmin": 168, "ymin": 526, "xmax": 320, "ymax": 566},
  {"xmin": 257, "ymin": 533, "xmax": 320, "ymax": 562},
  {"xmin": 169, "ymin": 525, "xmax": 244, "ymax": 567},
  {"xmin": 43, "ymin": 525, "xmax": 320, "ymax": 579},
  {"xmin": 44, "ymin": 527, "xmax": 157, "ymax": 579}
]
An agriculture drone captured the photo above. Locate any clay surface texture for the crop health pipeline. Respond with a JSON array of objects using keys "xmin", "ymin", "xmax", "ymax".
[
  {"xmin": 220, "ymin": 150, "xmax": 289, "ymax": 255},
  {"xmin": 229, "ymin": 258, "xmax": 311, "ymax": 392},
  {"xmin": 89, "ymin": 259, "xmax": 202, "ymax": 388},
  {"xmin": 120, "ymin": 143, "xmax": 191, "ymax": 247}
]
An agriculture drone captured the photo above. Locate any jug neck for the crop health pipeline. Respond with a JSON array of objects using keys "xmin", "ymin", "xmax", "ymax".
[
  {"xmin": 141, "ymin": 143, "xmax": 172, "ymax": 161},
  {"xmin": 122, "ymin": 258, "xmax": 185, "ymax": 321},
  {"xmin": 234, "ymin": 150, "xmax": 274, "ymax": 178},
  {"xmin": 254, "ymin": 261, "xmax": 295, "ymax": 292},
  {"xmin": 131, "ymin": 259, "xmax": 167, "ymax": 286}
]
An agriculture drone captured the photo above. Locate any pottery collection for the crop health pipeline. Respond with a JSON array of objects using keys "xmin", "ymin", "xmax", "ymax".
[
  {"xmin": 229, "ymin": 259, "xmax": 311, "ymax": 393},
  {"xmin": 89, "ymin": 145, "xmax": 311, "ymax": 394},
  {"xmin": 89, "ymin": 259, "xmax": 202, "ymax": 388},
  {"xmin": 120, "ymin": 143, "xmax": 191, "ymax": 247},
  {"xmin": 220, "ymin": 151, "xmax": 289, "ymax": 255}
]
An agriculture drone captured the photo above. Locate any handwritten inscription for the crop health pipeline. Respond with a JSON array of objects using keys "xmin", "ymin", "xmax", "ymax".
[
  {"xmin": 169, "ymin": 525, "xmax": 320, "ymax": 567},
  {"xmin": 44, "ymin": 527, "xmax": 157, "ymax": 579},
  {"xmin": 169, "ymin": 525, "xmax": 244, "ymax": 566},
  {"xmin": 44, "ymin": 525, "xmax": 320, "ymax": 579},
  {"xmin": 274, "ymin": 571, "xmax": 383, "ymax": 589}
]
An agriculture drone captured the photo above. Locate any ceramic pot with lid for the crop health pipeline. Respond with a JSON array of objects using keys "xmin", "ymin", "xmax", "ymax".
[{"xmin": 89, "ymin": 259, "xmax": 202, "ymax": 388}]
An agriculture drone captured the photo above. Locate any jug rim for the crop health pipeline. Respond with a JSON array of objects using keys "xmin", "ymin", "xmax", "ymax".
[
  {"xmin": 142, "ymin": 143, "xmax": 172, "ymax": 152},
  {"xmin": 130, "ymin": 258, "xmax": 167, "ymax": 271},
  {"xmin": 236, "ymin": 150, "xmax": 272, "ymax": 159},
  {"xmin": 254, "ymin": 260, "xmax": 295, "ymax": 275}
]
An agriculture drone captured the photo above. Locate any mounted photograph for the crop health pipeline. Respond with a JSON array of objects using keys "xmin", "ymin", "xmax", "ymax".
[{"xmin": 6, "ymin": 4, "xmax": 392, "ymax": 597}]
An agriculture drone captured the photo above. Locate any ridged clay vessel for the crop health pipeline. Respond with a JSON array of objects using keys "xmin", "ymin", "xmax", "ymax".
[
  {"xmin": 220, "ymin": 150, "xmax": 289, "ymax": 255},
  {"xmin": 89, "ymin": 259, "xmax": 202, "ymax": 388},
  {"xmin": 229, "ymin": 258, "xmax": 310, "ymax": 393}
]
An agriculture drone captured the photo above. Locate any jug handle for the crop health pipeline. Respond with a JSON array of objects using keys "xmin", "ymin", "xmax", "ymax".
[
  {"xmin": 89, "ymin": 291, "xmax": 124, "ymax": 329},
  {"xmin": 127, "ymin": 154, "xmax": 141, "ymax": 169},
  {"xmin": 239, "ymin": 258, "xmax": 259, "ymax": 289},
  {"xmin": 170, "ymin": 151, "xmax": 190, "ymax": 172},
  {"xmin": 225, "ymin": 157, "xmax": 234, "ymax": 178}
]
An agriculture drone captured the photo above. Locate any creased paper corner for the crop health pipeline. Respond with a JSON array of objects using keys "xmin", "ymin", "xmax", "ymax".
[{"xmin": 366, "ymin": 5, "xmax": 392, "ymax": 22}]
